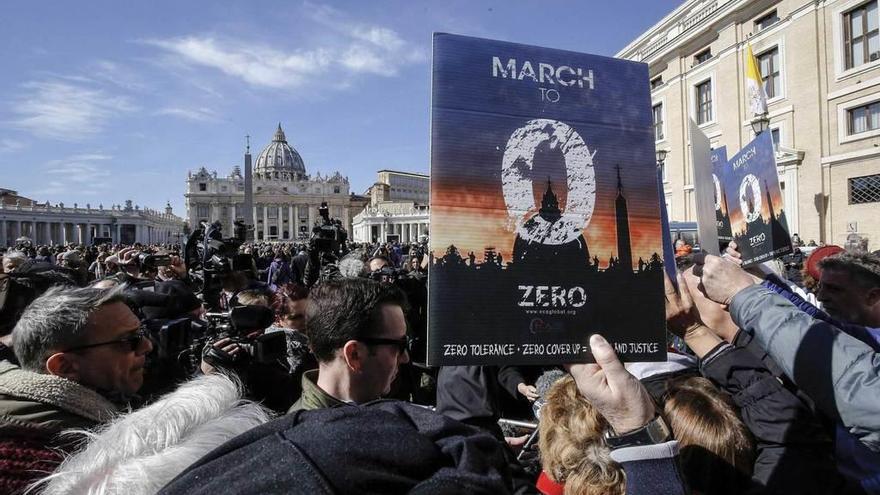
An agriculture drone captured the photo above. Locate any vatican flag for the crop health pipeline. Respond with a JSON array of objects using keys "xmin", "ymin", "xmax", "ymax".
[{"xmin": 746, "ymin": 44, "xmax": 768, "ymax": 116}]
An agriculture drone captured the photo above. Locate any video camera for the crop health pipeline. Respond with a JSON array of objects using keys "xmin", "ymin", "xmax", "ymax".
[
  {"xmin": 368, "ymin": 266, "xmax": 404, "ymax": 284},
  {"xmin": 137, "ymin": 252, "xmax": 172, "ymax": 270},
  {"xmin": 311, "ymin": 202, "xmax": 346, "ymax": 254},
  {"xmin": 155, "ymin": 304, "xmax": 286, "ymax": 373},
  {"xmin": 184, "ymin": 220, "xmax": 254, "ymax": 310}
]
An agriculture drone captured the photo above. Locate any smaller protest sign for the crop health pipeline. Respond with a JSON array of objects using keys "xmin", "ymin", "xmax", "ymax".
[
  {"xmin": 689, "ymin": 120, "xmax": 718, "ymax": 255},
  {"xmin": 719, "ymin": 132, "xmax": 792, "ymax": 267}
]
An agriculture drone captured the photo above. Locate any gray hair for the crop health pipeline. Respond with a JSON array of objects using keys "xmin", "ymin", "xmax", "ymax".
[
  {"xmin": 13, "ymin": 285, "xmax": 129, "ymax": 373},
  {"xmin": 818, "ymin": 251, "xmax": 880, "ymax": 289},
  {"xmin": 2, "ymin": 250, "xmax": 27, "ymax": 269}
]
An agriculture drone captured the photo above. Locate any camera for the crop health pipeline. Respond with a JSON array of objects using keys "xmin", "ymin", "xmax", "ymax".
[
  {"xmin": 368, "ymin": 266, "xmax": 403, "ymax": 284},
  {"xmin": 155, "ymin": 305, "xmax": 286, "ymax": 372},
  {"xmin": 137, "ymin": 252, "xmax": 172, "ymax": 270},
  {"xmin": 311, "ymin": 202, "xmax": 346, "ymax": 254},
  {"xmin": 184, "ymin": 220, "xmax": 254, "ymax": 310}
]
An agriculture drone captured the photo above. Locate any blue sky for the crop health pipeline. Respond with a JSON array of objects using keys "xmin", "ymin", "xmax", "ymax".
[{"xmin": 0, "ymin": 0, "xmax": 679, "ymax": 216}]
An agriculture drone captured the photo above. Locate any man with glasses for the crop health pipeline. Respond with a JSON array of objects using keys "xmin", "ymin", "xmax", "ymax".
[
  {"xmin": 0, "ymin": 285, "xmax": 152, "ymax": 492},
  {"xmin": 289, "ymin": 277, "xmax": 411, "ymax": 412}
]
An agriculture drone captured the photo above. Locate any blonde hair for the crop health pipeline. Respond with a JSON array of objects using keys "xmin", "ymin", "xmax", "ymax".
[
  {"xmin": 235, "ymin": 289, "xmax": 271, "ymax": 307},
  {"xmin": 538, "ymin": 376, "xmax": 625, "ymax": 495},
  {"xmin": 663, "ymin": 376, "xmax": 754, "ymax": 494},
  {"xmin": 539, "ymin": 375, "xmax": 755, "ymax": 495}
]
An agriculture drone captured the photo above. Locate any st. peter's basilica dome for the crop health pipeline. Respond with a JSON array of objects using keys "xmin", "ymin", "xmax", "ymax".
[{"xmin": 254, "ymin": 123, "xmax": 306, "ymax": 180}]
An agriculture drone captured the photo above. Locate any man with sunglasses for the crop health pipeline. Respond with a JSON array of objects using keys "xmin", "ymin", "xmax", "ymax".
[
  {"xmin": 0, "ymin": 285, "xmax": 152, "ymax": 492},
  {"xmin": 289, "ymin": 277, "xmax": 411, "ymax": 412}
]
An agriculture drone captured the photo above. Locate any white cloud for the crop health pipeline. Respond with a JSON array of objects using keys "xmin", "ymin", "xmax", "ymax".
[
  {"xmin": 146, "ymin": 10, "xmax": 424, "ymax": 90},
  {"xmin": 10, "ymin": 80, "xmax": 137, "ymax": 141},
  {"xmin": 88, "ymin": 60, "xmax": 149, "ymax": 92},
  {"xmin": 0, "ymin": 139, "xmax": 26, "ymax": 154},
  {"xmin": 146, "ymin": 37, "xmax": 328, "ymax": 89},
  {"xmin": 155, "ymin": 106, "xmax": 222, "ymax": 122}
]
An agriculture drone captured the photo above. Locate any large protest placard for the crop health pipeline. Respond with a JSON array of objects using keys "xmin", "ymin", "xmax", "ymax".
[
  {"xmin": 711, "ymin": 147, "xmax": 732, "ymax": 248},
  {"xmin": 719, "ymin": 132, "xmax": 792, "ymax": 267},
  {"xmin": 428, "ymin": 33, "xmax": 666, "ymax": 366}
]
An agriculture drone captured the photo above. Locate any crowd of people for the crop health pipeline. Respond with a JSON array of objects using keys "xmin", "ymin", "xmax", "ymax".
[{"xmin": 0, "ymin": 226, "xmax": 879, "ymax": 494}]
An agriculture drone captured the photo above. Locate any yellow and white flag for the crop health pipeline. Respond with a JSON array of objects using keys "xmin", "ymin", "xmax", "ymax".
[{"xmin": 746, "ymin": 44, "xmax": 768, "ymax": 116}]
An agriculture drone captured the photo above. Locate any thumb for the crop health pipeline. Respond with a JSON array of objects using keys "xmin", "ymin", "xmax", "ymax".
[{"xmin": 590, "ymin": 334, "xmax": 626, "ymax": 378}]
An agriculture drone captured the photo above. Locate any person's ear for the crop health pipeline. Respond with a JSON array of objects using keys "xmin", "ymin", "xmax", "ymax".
[
  {"xmin": 45, "ymin": 352, "xmax": 80, "ymax": 381},
  {"xmin": 866, "ymin": 287, "xmax": 880, "ymax": 306},
  {"xmin": 342, "ymin": 340, "xmax": 363, "ymax": 372}
]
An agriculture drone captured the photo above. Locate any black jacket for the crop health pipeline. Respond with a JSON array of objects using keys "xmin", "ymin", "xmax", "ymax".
[
  {"xmin": 700, "ymin": 343, "xmax": 859, "ymax": 494},
  {"xmin": 160, "ymin": 400, "xmax": 536, "ymax": 495}
]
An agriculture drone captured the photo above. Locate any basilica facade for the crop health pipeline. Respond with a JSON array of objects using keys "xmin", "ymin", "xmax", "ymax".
[{"xmin": 184, "ymin": 124, "xmax": 355, "ymax": 241}]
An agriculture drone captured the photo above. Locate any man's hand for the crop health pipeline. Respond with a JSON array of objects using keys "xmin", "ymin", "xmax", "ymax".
[
  {"xmin": 694, "ymin": 254, "xmax": 756, "ymax": 305},
  {"xmin": 664, "ymin": 271, "xmax": 703, "ymax": 339},
  {"xmin": 116, "ymin": 247, "xmax": 141, "ymax": 277},
  {"xmin": 723, "ymin": 241, "xmax": 743, "ymax": 266},
  {"xmin": 200, "ymin": 338, "xmax": 243, "ymax": 374},
  {"xmin": 565, "ymin": 334, "xmax": 656, "ymax": 435},
  {"xmin": 158, "ymin": 255, "xmax": 187, "ymax": 281},
  {"xmin": 517, "ymin": 383, "xmax": 539, "ymax": 401}
]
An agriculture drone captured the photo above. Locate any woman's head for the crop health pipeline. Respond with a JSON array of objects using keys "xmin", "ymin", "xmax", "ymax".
[
  {"xmin": 663, "ymin": 376, "xmax": 754, "ymax": 494},
  {"xmin": 538, "ymin": 376, "xmax": 626, "ymax": 495}
]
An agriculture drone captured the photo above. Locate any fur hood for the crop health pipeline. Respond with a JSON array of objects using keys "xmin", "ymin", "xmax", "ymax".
[
  {"xmin": 34, "ymin": 373, "xmax": 272, "ymax": 495},
  {"xmin": 0, "ymin": 361, "xmax": 117, "ymax": 426}
]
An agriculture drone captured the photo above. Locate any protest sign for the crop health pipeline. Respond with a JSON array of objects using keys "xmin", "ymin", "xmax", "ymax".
[
  {"xmin": 711, "ymin": 147, "xmax": 732, "ymax": 249},
  {"xmin": 719, "ymin": 132, "xmax": 792, "ymax": 267},
  {"xmin": 428, "ymin": 33, "xmax": 666, "ymax": 365},
  {"xmin": 689, "ymin": 120, "xmax": 718, "ymax": 255}
]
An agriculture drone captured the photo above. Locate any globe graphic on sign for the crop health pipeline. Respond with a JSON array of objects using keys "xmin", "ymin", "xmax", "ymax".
[{"xmin": 738, "ymin": 174, "xmax": 762, "ymax": 224}]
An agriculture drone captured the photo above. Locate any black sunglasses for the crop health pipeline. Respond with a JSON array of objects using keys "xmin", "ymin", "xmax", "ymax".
[
  {"xmin": 63, "ymin": 326, "xmax": 149, "ymax": 353},
  {"xmin": 359, "ymin": 335, "xmax": 414, "ymax": 354}
]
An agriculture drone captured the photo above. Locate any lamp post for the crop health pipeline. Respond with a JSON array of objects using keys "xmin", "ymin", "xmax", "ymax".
[{"xmin": 750, "ymin": 112, "xmax": 770, "ymax": 136}]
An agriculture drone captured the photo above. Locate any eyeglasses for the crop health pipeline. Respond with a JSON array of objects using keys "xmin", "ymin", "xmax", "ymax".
[
  {"xmin": 359, "ymin": 335, "xmax": 414, "ymax": 354},
  {"xmin": 63, "ymin": 326, "xmax": 149, "ymax": 353}
]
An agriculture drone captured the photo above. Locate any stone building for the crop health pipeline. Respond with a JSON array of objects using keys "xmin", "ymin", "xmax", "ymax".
[
  {"xmin": 618, "ymin": 0, "xmax": 880, "ymax": 249},
  {"xmin": 0, "ymin": 189, "xmax": 185, "ymax": 246},
  {"xmin": 184, "ymin": 124, "xmax": 354, "ymax": 241},
  {"xmin": 351, "ymin": 170, "xmax": 430, "ymax": 243}
]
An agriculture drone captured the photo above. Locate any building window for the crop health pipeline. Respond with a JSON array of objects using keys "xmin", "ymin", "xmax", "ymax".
[
  {"xmin": 694, "ymin": 49, "xmax": 712, "ymax": 66},
  {"xmin": 198, "ymin": 183, "xmax": 207, "ymax": 191},
  {"xmin": 650, "ymin": 76, "xmax": 663, "ymax": 90},
  {"xmin": 847, "ymin": 100, "xmax": 880, "ymax": 134},
  {"xmin": 771, "ymin": 128, "xmax": 781, "ymax": 149},
  {"xmin": 334, "ymin": 186, "xmax": 341, "ymax": 194},
  {"xmin": 197, "ymin": 205, "xmax": 209, "ymax": 218},
  {"xmin": 757, "ymin": 47, "xmax": 781, "ymax": 99},
  {"xmin": 696, "ymin": 80, "xmax": 713, "ymax": 124},
  {"xmin": 652, "ymin": 103, "xmax": 664, "ymax": 141},
  {"xmin": 220, "ymin": 185, "xmax": 227, "ymax": 192},
  {"xmin": 755, "ymin": 10, "xmax": 779, "ymax": 31},
  {"xmin": 844, "ymin": 1, "xmax": 880, "ymax": 70},
  {"xmin": 849, "ymin": 173, "xmax": 880, "ymax": 204}
]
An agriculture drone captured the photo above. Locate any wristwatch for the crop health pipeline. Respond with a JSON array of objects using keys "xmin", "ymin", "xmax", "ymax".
[{"xmin": 603, "ymin": 415, "xmax": 671, "ymax": 450}]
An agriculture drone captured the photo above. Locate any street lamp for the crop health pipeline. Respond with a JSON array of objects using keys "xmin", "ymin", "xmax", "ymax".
[
  {"xmin": 655, "ymin": 149, "xmax": 668, "ymax": 164},
  {"xmin": 656, "ymin": 149, "xmax": 668, "ymax": 182},
  {"xmin": 750, "ymin": 112, "xmax": 770, "ymax": 135}
]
